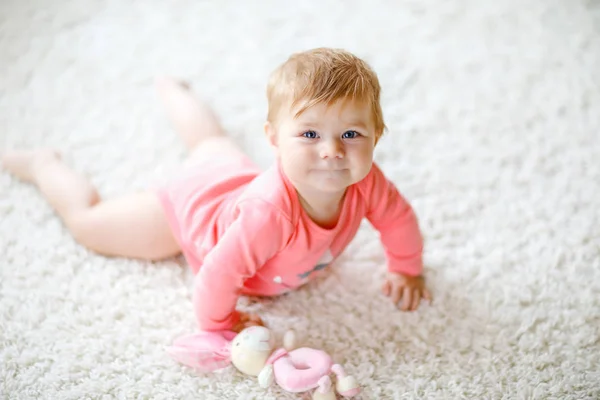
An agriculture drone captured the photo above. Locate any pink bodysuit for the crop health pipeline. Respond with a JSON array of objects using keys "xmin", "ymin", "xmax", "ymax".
[{"xmin": 157, "ymin": 155, "xmax": 423, "ymax": 331}]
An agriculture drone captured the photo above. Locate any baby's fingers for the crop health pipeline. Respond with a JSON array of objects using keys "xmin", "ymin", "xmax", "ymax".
[
  {"xmin": 232, "ymin": 321, "xmax": 247, "ymax": 333},
  {"xmin": 410, "ymin": 289, "xmax": 421, "ymax": 311},
  {"xmin": 422, "ymin": 288, "xmax": 433, "ymax": 304},
  {"xmin": 246, "ymin": 314, "xmax": 265, "ymax": 329},
  {"xmin": 400, "ymin": 286, "xmax": 413, "ymax": 311},
  {"xmin": 233, "ymin": 313, "xmax": 265, "ymax": 333},
  {"xmin": 247, "ymin": 314, "xmax": 263, "ymax": 323},
  {"xmin": 382, "ymin": 280, "xmax": 392, "ymax": 297},
  {"xmin": 391, "ymin": 284, "xmax": 403, "ymax": 305}
]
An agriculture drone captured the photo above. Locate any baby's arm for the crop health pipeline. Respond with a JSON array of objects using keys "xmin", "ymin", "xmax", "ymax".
[
  {"xmin": 193, "ymin": 200, "xmax": 294, "ymax": 331},
  {"xmin": 365, "ymin": 164, "xmax": 423, "ymax": 276},
  {"xmin": 364, "ymin": 164, "xmax": 431, "ymax": 310}
]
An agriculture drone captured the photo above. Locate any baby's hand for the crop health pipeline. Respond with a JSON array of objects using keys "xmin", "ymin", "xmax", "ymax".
[
  {"xmin": 382, "ymin": 272, "xmax": 432, "ymax": 311},
  {"xmin": 232, "ymin": 311, "xmax": 265, "ymax": 333}
]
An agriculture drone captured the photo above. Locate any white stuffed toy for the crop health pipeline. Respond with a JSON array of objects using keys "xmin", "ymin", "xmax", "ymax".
[{"xmin": 168, "ymin": 326, "xmax": 360, "ymax": 399}]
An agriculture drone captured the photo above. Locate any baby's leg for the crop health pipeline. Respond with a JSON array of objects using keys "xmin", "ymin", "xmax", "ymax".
[
  {"xmin": 155, "ymin": 77, "xmax": 248, "ymax": 165},
  {"xmin": 2, "ymin": 78, "xmax": 245, "ymax": 260},
  {"xmin": 1, "ymin": 151, "xmax": 180, "ymax": 260}
]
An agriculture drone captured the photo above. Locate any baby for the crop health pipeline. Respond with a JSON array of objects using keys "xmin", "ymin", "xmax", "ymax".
[{"xmin": 2, "ymin": 48, "xmax": 432, "ymax": 333}]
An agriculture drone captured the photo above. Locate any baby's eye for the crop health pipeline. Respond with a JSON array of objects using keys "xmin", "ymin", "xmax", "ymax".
[
  {"xmin": 342, "ymin": 130, "xmax": 360, "ymax": 139},
  {"xmin": 302, "ymin": 130, "xmax": 318, "ymax": 139}
]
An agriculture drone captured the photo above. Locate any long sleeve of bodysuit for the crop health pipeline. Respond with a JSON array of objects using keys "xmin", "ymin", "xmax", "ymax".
[
  {"xmin": 192, "ymin": 199, "xmax": 294, "ymax": 331},
  {"xmin": 365, "ymin": 164, "xmax": 424, "ymax": 276}
]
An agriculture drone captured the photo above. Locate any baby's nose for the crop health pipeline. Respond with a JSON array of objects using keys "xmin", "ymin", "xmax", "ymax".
[{"xmin": 320, "ymin": 140, "xmax": 344, "ymax": 159}]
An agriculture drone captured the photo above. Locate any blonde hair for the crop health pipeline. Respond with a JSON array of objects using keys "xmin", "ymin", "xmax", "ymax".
[{"xmin": 266, "ymin": 48, "xmax": 386, "ymax": 141}]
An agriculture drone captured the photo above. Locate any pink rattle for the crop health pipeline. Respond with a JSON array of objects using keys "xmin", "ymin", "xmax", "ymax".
[{"xmin": 167, "ymin": 326, "xmax": 360, "ymax": 399}]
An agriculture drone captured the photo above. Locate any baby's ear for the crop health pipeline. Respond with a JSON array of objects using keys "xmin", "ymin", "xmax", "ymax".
[{"xmin": 264, "ymin": 121, "xmax": 278, "ymax": 148}]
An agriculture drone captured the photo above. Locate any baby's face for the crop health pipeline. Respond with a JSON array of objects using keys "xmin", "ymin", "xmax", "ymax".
[{"xmin": 267, "ymin": 99, "xmax": 376, "ymax": 197}]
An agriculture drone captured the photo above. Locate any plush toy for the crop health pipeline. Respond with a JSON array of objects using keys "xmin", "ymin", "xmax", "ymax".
[{"xmin": 167, "ymin": 326, "xmax": 360, "ymax": 400}]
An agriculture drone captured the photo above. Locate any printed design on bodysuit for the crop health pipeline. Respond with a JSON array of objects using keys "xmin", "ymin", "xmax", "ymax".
[
  {"xmin": 298, "ymin": 248, "xmax": 334, "ymax": 279},
  {"xmin": 300, "ymin": 248, "xmax": 334, "ymax": 280},
  {"xmin": 273, "ymin": 249, "xmax": 335, "ymax": 293},
  {"xmin": 297, "ymin": 262, "xmax": 328, "ymax": 279}
]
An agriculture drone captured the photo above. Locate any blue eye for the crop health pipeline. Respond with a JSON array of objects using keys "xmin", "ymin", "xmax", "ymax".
[
  {"xmin": 342, "ymin": 130, "xmax": 359, "ymax": 139},
  {"xmin": 302, "ymin": 130, "xmax": 318, "ymax": 139}
]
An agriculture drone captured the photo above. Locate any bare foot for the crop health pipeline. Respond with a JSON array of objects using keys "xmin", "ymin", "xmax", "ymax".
[
  {"xmin": 154, "ymin": 76, "xmax": 225, "ymax": 149},
  {"xmin": 1, "ymin": 149, "xmax": 61, "ymax": 183}
]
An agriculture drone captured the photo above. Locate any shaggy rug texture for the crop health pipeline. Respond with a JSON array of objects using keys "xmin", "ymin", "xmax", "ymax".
[{"xmin": 1, "ymin": 0, "xmax": 599, "ymax": 399}]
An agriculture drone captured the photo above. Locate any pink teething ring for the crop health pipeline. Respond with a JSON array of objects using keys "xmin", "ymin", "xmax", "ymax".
[{"xmin": 272, "ymin": 348, "xmax": 333, "ymax": 393}]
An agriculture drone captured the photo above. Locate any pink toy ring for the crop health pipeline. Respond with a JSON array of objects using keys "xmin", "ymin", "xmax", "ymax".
[{"xmin": 269, "ymin": 348, "xmax": 333, "ymax": 392}]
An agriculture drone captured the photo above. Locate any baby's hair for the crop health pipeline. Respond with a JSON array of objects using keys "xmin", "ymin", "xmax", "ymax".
[{"xmin": 266, "ymin": 48, "xmax": 386, "ymax": 142}]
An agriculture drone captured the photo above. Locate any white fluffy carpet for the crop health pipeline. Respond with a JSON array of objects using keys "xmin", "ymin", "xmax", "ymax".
[{"xmin": 1, "ymin": 0, "xmax": 599, "ymax": 399}]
